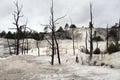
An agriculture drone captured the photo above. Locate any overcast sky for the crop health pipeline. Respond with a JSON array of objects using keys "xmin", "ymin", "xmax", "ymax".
[{"xmin": 0, "ymin": 0, "xmax": 120, "ymax": 32}]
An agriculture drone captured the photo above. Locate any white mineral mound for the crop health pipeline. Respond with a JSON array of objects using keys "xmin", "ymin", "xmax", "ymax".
[{"xmin": 101, "ymin": 52, "xmax": 120, "ymax": 68}]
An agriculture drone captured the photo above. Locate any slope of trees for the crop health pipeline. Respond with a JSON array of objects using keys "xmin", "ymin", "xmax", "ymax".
[
  {"xmin": 107, "ymin": 21, "xmax": 120, "ymax": 54},
  {"xmin": 0, "ymin": 31, "xmax": 44, "ymax": 40}
]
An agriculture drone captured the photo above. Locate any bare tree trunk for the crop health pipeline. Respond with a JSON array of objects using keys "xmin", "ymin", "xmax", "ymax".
[
  {"xmin": 89, "ymin": 3, "xmax": 93, "ymax": 61},
  {"xmin": 51, "ymin": 0, "xmax": 56, "ymax": 65},
  {"xmin": 117, "ymin": 25, "xmax": 119, "ymax": 48},
  {"xmin": 51, "ymin": 29, "xmax": 55, "ymax": 65},
  {"xmin": 51, "ymin": 0, "xmax": 62, "ymax": 65},
  {"xmin": 22, "ymin": 39, "xmax": 24, "ymax": 55},
  {"xmin": 118, "ymin": 19, "xmax": 120, "ymax": 41},
  {"xmin": 36, "ymin": 40, "xmax": 40, "ymax": 56},
  {"xmin": 16, "ymin": 29, "xmax": 20, "ymax": 55},
  {"xmin": 7, "ymin": 39, "xmax": 12, "ymax": 55},
  {"xmin": 96, "ymin": 41, "xmax": 98, "ymax": 48},
  {"xmin": 42, "ymin": 0, "xmax": 63, "ymax": 65},
  {"xmin": 115, "ymin": 26, "xmax": 119, "ymax": 48},
  {"xmin": 22, "ymin": 27, "xmax": 26, "ymax": 55},
  {"xmin": 14, "ymin": 38, "xmax": 17, "ymax": 54},
  {"xmin": 53, "ymin": 33, "xmax": 61, "ymax": 64},
  {"xmin": 22, "ymin": 37, "xmax": 26, "ymax": 54},
  {"xmin": 106, "ymin": 24, "xmax": 109, "ymax": 52},
  {"xmin": 26, "ymin": 38, "xmax": 28, "ymax": 53},
  {"xmin": 85, "ymin": 31, "xmax": 88, "ymax": 53},
  {"xmin": 90, "ymin": 27, "xmax": 93, "ymax": 60},
  {"xmin": 118, "ymin": 19, "xmax": 120, "ymax": 50},
  {"xmin": 22, "ymin": 33, "xmax": 24, "ymax": 55},
  {"xmin": 72, "ymin": 29, "xmax": 75, "ymax": 55}
]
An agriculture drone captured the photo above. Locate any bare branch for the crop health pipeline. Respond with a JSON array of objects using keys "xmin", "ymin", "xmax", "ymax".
[
  {"xmin": 14, "ymin": 11, "xmax": 17, "ymax": 14},
  {"xmin": 19, "ymin": 5, "xmax": 23, "ymax": 13},
  {"xmin": 13, "ymin": 14, "xmax": 17, "ymax": 22},
  {"xmin": 41, "ymin": 24, "xmax": 49, "ymax": 27},
  {"xmin": 54, "ymin": 14, "xmax": 66, "ymax": 22},
  {"xmin": 13, "ymin": 23, "xmax": 16, "ymax": 25},
  {"xmin": 44, "ymin": 26, "xmax": 48, "ymax": 32},
  {"xmin": 44, "ymin": 36, "xmax": 52, "ymax": 46},
  {"xmin": 9, "ymin": 28, "xmax": 17, "ymax": 30}
]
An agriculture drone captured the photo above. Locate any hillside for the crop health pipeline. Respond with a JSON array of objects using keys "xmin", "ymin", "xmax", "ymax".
[{"xmin": 0, "ymin": 28, "xmax": 108, "ymax": 55}]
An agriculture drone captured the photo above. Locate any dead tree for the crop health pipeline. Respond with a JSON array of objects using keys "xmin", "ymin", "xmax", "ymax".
[
  {"xmin": 53, "ymin": 32, "xmax": 61, "ymax": 64},
  {"xmin": 7, "ymin": 39, "xmax": 12, "ymax": 55},
  {"xmin": 118, "ymin": 19, "xmax": 120, "ymax": 41},
  {"xmin": 94, "ymin": 31, "xmax": 98, "ymax": 49},
  {"xmin": 21, "ymin": 23, "xmax": 27, "ymax": 55},
  {"xmin": 85, "ymin": 31, "xmax": 88, "ymax": 54},
  {"xmin": 50, "ymin": 0, "xmax": 62, "ymax": 65},
  {"xmin": 22, "ymin": 26, "xmax": 26, "ymax": 54},
  {"xmin": 117, "ymin": 19, "xmax": 120, "ymax": 49},
  {"xmin": 50, "ymin": 0, "xmax": 56, "ymax": 65},
  {"xmin": 25, "ymin": 27, "xmax": 35, "ymax": 53},
  {"xmin": 42, "ymin": 0, "xmax": 66, "ymax": 65},
  {"xmin": 22, "ymin": 29, "xmax": 29, "ymax": 54},
  {"xmin": 13, "ymin": 1, "xmax": 23, "ymax": 55},
  {"xmin": 106, "ymin": 24, "xmax": 109, "ymax": 52},
  {"xmin": 112, "ymin": 23, "xmax": 119, "ymax": 48},
  {"xmin": 89, "ymin": 3, "xmax": 93, "ymax": 61},
  {"xmin": 36, "ymin": 40, "xmax": 40, "ymax": 56},
  {"xmin": 64, "ymin": 23, "xmax": 69, "ymax": 37},
  {"xmin": 20, "ymin": 21, "xmax": 27, "ymax": 54},
  {"xmin": 72, "ymin": 28, "xmax": 75, "ymax": 55},
  {"xmin": 70, "ymin": 24, "xmax": 76, "ymax": 55},
  {"xmin": 35, "ymin": 32, "xmax": 40, "ymax": 56},
  {"xmin": 26, "ymin": 37, "xmax": 29, "ymax": 53}
]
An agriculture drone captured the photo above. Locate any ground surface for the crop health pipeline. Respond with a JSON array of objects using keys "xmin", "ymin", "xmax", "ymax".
[
  {"xmin": 0, "ymin": 54, "xmax": 120, "ymax": 80},
  {"xmin": 0, "ymin": 33, "xmax": 120, "ymax": 80}
]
